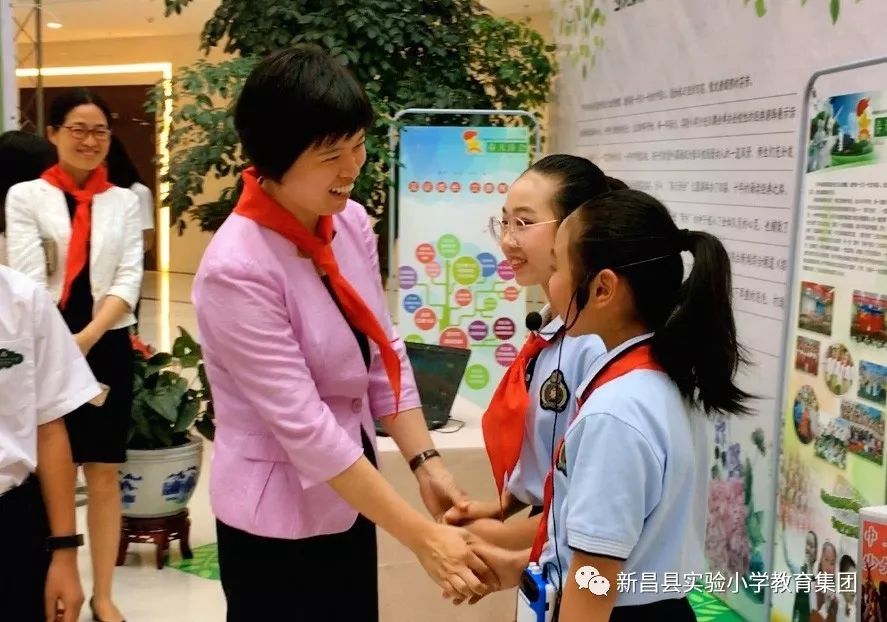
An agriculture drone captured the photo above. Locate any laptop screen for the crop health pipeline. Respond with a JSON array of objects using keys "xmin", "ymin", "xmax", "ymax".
[{"xmin": 405, "ymin": 342, "xmax": 471, "ymax": 429}]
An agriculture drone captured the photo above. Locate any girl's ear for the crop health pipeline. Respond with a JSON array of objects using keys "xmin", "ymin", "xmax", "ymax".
[{"xmin": 592, "ymin": 269, "xmax": 619, "ymax": 306}]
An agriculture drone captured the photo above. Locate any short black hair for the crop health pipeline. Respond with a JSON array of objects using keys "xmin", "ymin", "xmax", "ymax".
[
  {"xmin": 0, "ymin": 130, "xmax": 56, "ymax": 233},
  {"xmin": 840, "ymin": 554, "xmax": 856, "ymax": 573},
  {"xmin": 48, "ymin": 88, "xmax": 112, "ymax": 129},
  {"xmin": 107, "ymin": 135, "xmax": 144, "ymax": 188},
  {"xmin": 234, "ymin": 45, "xmax": 373, "ymax": 181}
]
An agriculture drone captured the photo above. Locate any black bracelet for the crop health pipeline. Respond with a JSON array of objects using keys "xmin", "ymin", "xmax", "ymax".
[
  {"xmin": 409, "ymin": 449, "xmax": 441, "ymax": 472},
  {"xmin": 46, "ymin": 534, "xmax": 84, "ymax": 552}
]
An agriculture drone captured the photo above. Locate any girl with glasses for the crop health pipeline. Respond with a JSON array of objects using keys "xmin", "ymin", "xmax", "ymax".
[{"xmin": 445, "ymin": 156, "xmax": 616, "ymax": 550}]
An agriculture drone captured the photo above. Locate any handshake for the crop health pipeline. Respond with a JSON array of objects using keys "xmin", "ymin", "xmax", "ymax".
[{"xmin": 410, "ymin": 484, "xmax": 530, "ymax": 606}]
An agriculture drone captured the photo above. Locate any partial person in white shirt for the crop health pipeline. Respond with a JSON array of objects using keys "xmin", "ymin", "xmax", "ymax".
[
  {"xmin": 470, "ymin": 189, "xmax": 752, "ymax": 622},
  {"xmin": 107, "ymin": 135, "xmax": 154, "ymax": 254},
  {"xmin": 444, "ymin": 156, "xmax": 616, "ymax": 548},
  {"xmin": 5, "ymin": 88, "xmax": 142, "ymax": 622},
  {"xmin": 0, "ymin": 265, "xmax": 102, "ymax": 622},
  {"xmin": 0, "ymin": 130, "xmax": 56, "ymax": 265},
  {"xmin": 107, "ymin": 135, "xmax": 154, "ymax": 331}
]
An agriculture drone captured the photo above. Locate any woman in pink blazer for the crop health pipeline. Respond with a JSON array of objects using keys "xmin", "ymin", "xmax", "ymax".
[{"xmin": 192, "ymin": 45, "xmax": 495, "ymax": 621}]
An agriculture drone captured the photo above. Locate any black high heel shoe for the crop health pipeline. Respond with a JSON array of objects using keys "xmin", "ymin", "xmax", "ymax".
[{"xmin": 90, "ymin": 597, "xmax": 126, "ymax": 622}]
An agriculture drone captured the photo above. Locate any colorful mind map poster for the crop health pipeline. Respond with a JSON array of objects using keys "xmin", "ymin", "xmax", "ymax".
[
  {"xmin": 774, "ymin": 84, "xmax": 887, "ymax": 622},
  {"xmin": 396, "ymin": 126, "xmax": 531, "ymax": 407}
]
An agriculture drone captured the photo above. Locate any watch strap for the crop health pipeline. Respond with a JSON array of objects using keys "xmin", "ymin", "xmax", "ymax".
[
  {"xmin": 46, "ymin": 534, "xmax": 84, "ymax": 552},
  {"xmin": 409, "ymin": 449, "xmax": 441, "ymax": 472}
]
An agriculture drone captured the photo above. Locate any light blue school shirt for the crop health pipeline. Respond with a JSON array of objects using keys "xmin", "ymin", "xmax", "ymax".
[{"xmin": 539, "ymin": 334, "xmax": 709, "ymax": 607}]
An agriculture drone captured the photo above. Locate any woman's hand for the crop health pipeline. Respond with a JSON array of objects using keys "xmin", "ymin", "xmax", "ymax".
[
  {"xmin": 445, "ymin": 536, "xmax": 528, "ymax": 604},
  {"xmin": 411, "ymin": 523, "xmax": 499, "ymax": 603},
  {"xmin": 416, "ymin": 461, "xmax": 470, "ymax": 521}
]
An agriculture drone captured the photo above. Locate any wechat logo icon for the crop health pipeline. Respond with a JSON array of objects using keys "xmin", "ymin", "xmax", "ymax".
[{"xmin": 575, "ymin": 565, "xmax": 610, "ymax": 596}]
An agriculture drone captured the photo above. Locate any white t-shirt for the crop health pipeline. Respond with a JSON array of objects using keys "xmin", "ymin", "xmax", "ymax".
[
  {"xmin": 0, "ymin": 265, "xmax": 100, "ymax": 494},
  {"xmin": 507, "ymin": 311, "xmax": 606, "ymax": 506},
  {"xmin": 130, "ymin": 182, "xmax": 155, "ymax": 231},
  {"xmin": 540, "ymin": 334, "xmax": 709, "ymax": 607}
]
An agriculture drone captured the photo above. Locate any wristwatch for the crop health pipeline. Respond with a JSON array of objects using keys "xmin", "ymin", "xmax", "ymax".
[
  {"xmin": 46, "ymin": 534, "xmax": 84, "ymax": 552},
  {"xmin": 409, "ymin": 449, "xmax": 441, "ymax": 472}
]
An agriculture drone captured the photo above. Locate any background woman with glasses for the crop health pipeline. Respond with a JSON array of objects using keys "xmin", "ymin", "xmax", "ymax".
[{"xmin": 6, "ymin": 88, "xmax": 143, "ymax": 622}]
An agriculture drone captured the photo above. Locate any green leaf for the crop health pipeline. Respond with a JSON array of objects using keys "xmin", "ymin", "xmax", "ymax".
[
  {"xmin": 145, "ymin": 352, "xmax": 173, "ymax": 377},
  {"xmin": 830, "ymin": 0, "xmax": 840, "ymax": 22},
  {"xmin": 144, "ymin": 374, "xmax": 188, "ymax": 423},
  {"xmin": 173, "ymin": 327, "xmax": 202, "ymax": 368},
  {"xmin": 755, "ymin": 0, "xmax": 766, "ymax": 16},
  {"xmin": 174, "ymin": 395, "xmax": 200, "ymax": 432}
]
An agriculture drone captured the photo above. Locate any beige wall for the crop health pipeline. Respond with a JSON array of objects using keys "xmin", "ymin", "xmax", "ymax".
[{"xmin": 16, "ymin": 33, "xmax": 227, "ymax": 274}]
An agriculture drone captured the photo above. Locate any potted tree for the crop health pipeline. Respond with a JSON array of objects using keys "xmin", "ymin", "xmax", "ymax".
[{"xmin": 119, "ymin": 328, "xmax": 214, "ymax": 519}]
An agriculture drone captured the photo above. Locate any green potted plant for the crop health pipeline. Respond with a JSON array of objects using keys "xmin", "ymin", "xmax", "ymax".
[{"xmin": 119, "ymin": 328, "xmax": 214, "ymax": 519}]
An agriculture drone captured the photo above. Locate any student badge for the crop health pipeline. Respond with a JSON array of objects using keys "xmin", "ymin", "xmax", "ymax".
[
  {"xmin": 0, "ymin": 349, "xmax": 24, "ymax": 370},
  {"xmin": 540, "ymin": 370, "xmax": 570, "ymax": 413}
]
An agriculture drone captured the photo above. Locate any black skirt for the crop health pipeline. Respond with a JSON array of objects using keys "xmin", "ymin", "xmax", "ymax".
[
  {"xmin": 216, "ymin": 429, "xmax": 379, "ymax": 622},
  {"xmin": 63, "ymin": 327, "xmax": 133, "ymax": 464},
  {"xmin": 60, "ymin": 192, "xmax": 134, "ymax": 464}
]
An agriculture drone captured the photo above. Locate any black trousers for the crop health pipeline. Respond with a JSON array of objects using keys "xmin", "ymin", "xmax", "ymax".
[
  {"xmin": 609, "ymin": 596, "xmax": 695, "ymax": 621},
  {"xmin": 217, "ymin": 430, "xmax": 379, "ymax": 622},
  {"xmin": 0, "ymin": 475, "xmax": 51, "ymax": 622}
]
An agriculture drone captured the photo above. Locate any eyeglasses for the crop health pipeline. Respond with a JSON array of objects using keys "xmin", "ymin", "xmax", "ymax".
[
  {"xmin": 60, "ymin": 125, "xmax": 111, "ymax": 141},
  {"xmin": 488, "ymin": 215, "xmax": 558, "ymax": 245}
]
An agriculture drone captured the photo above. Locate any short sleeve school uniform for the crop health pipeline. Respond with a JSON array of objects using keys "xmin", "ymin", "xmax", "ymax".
[
  {"xmin": 540, "ymin": 334, "xmax": 709, "ymax": 613},
  {"xmin": 507, "ymin": 310, "xmax": 606, "ymax": 508},
  {"xmin": 0, "ymin": 265, "xmax": 100, "ymax": 619}
]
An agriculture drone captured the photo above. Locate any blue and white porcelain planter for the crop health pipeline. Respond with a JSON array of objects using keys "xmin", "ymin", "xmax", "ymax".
[{"xmin": 119, "ymin": 436, "xmax": 203, "ymax": 519}]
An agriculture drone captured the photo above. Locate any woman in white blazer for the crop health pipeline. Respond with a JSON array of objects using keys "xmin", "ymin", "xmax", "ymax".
[{"xmin": 5, "ymin": 88, "xmax": 141, "ymax": 622}]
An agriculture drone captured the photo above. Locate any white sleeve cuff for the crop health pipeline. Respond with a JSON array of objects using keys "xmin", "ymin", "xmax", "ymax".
[
  {"xmin": 568, "ymin": 529, "xmax": 635, "ymax": 560},
  {"xmin": 38, "ymin": 382, "xmax": 102, "ymax": 425}
]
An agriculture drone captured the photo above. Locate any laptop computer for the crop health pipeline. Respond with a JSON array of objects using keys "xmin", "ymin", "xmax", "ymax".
[{"xmin": 375, "ymin": 342, "xmax": 471, "ymax": 435}]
